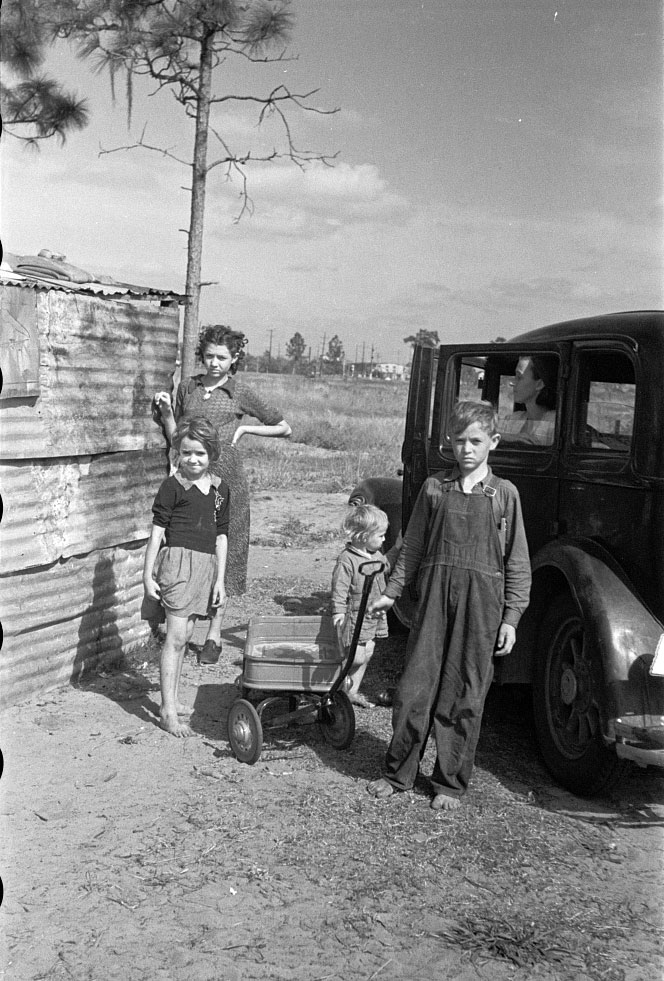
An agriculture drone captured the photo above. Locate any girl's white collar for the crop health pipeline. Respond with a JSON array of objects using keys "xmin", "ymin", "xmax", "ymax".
[{"xmin": 174, "ymin": 471, "xmax": 221, "ymax": 492}]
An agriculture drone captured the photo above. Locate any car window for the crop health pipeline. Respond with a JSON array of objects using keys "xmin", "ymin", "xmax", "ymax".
[
  {"xmin": 449, "ymin": 353, "xmax": 559, "ymax": 448},
  {"xmin": 572, "ymin": 350, "xmax": 635, "ymax": 452}
]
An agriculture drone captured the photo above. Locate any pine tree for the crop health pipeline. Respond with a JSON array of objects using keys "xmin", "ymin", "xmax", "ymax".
[
  {"xmin": 56, "ymin": 0, "xmax": 337, "ymax": 375},
  {"xmin": 286, "ymin": 331, "xmax": 306, "ymax": 373},
  {"xmin": 1, "ymin": 0, "xmax": 89, "ymax": 144}
]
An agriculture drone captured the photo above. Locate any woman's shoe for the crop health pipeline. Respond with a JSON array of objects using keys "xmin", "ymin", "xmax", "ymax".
[
  {"xmin": 374, "ymin": 688, "xmax": 395, "ymax": 707},
  {"xmin": 197, "ymin": 640, "xmax": 222, "ymax": 665}
]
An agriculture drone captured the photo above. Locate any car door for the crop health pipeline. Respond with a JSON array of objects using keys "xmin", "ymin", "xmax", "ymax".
[
  {"xmin": 557, "ymin": 339, "xmax": 650, "ymax": 603},
  {"xmin": 428, "ymin": 341, "xmax": 570, "ymax": 559}
]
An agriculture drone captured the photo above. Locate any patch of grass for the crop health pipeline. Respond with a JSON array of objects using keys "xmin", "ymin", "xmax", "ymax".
[
  {"xmin": 238, "ymin": 373, "xmax": 406, "ymax": 493},
  {"xmin": 250, "ymin": 516, "xmax": 338, "ymax": 548}
]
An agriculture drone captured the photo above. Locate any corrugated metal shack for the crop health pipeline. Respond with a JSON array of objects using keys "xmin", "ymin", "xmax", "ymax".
[{"xmin": 0, "ymin": 268, "xmax": 182, "ymax": 706}]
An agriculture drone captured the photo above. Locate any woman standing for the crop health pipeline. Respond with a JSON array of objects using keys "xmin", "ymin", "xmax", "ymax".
[{"xmin": 154, "ymin": 325, "xmax": 292, "ymax": 663}]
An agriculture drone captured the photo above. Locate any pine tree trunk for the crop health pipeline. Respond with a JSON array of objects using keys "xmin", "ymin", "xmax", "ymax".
[{"xmin": 182, "ymin": 31, "xmax": 214, "ymax": 379}]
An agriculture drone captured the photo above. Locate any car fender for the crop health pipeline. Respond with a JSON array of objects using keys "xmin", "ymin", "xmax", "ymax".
[
  {"xmin": 506, "ymin": 538, "xmax": 664, "ymax": 724},
  {"xmin": 348, "ymin": 477, "xmax": 403, "ymax": 551}
]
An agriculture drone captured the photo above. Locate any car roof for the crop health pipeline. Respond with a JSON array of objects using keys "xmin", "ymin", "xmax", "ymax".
[{"xmin": 510, "ymin": 310, "xmax": 664, "ymax": 349}]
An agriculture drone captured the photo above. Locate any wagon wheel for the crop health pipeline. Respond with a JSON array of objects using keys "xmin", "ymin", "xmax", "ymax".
[
  {"xmin": 228, "ymin": 699, "xmax": 263, "ymax": 765},
  {"xmin": 319, "ymin": 691, "xmax": 355, "ymax": 750}
]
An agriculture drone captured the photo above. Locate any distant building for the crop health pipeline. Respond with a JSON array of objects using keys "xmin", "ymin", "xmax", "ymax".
[{"xmin": 372, "ymin": 363, "xmax": 405, "ymax": 380}]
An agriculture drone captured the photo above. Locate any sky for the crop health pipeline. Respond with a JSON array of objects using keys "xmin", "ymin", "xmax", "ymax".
[{"xmin": 2, "ymin": 0, "xmax": 663, "ymax": 365}]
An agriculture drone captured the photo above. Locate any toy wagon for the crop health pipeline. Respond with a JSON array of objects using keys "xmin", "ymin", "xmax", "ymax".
[{"xmin": 228, "ymin": 559, "xmax": 384, "ymax": 765}]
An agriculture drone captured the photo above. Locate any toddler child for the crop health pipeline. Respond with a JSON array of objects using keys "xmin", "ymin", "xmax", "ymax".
[
  {"xmin": 331, "ymin": 504, "xmax": 393, "ymax": 708},
  {"xmin": 143, "ymin": 417, "xmax": 230, "ymax": 736},
  {"xmin": 367, "ymin": 400, "xmax": 531, "ymax": 808}
]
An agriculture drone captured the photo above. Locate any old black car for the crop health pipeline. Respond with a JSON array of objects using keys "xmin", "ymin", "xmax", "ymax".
[{"xmin": 351, "ymin": 311, "xmax": 664, "ymax": 794}]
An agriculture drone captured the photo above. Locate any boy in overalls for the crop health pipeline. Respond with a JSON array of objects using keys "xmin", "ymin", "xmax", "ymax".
[{"xmin": 367, "ymin": 401, "xmax": 531, "ymax": 810}]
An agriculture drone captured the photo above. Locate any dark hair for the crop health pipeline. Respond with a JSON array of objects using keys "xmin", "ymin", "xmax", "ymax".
[
  {"xmin": 196, "ymin": 325, "xmax": 247, "ymax": 374},
  {"xmin": 529, "ymin": 355, "xmax": 557, "ymax": 410},
  {"xmin": 172, "ymin": 417, "xmax": 221, "ymax": 462},
  {"xmin": 448, "ymin": 400, "xmax": 499, "ymax": 436}
]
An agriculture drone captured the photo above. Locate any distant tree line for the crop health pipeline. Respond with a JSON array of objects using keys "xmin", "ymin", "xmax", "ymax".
[
  {"xmin": 241, "ymin": 328, "xmax": 440, "ymax": 376},
  {"xmin": 245, "ymin": 332, "xmax": 347, "ymax": 376}
]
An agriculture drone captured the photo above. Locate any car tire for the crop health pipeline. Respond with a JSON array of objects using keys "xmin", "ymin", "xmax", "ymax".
[{"xmin": 533, "ymin": 593, "xmax": 626, "ymax": 796}]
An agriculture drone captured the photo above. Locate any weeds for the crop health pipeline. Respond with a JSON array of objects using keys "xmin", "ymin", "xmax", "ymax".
[{"xmin": 238, "ymin": 373, "xmax": 406, "ymax": 493}]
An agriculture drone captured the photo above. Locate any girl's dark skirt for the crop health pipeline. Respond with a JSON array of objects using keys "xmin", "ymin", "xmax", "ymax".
[{"xmin": 153, "ymin": 546, "xmax": 217, "ymax": 619}]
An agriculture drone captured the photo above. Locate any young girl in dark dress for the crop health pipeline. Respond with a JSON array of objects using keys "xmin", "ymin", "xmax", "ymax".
[
  {"xmin": 153, "ymin": 325, "xmax": 291, "ymax": 663},
  {"xmin": 143, "ymin": 418, "xmax": 230, "ymax": 736}
]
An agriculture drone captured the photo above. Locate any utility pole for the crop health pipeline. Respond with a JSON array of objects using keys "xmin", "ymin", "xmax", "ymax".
[
  {"xmin": 361, "ymin": 341, "xmax": 366, "ymax": 377},
  {"xmin": 267, "ymin": 329, "xmax": 274, "ymax": 373},
  {"xmin": 320, "ymin": 333, "xmax": 326, "ymax": 378}
]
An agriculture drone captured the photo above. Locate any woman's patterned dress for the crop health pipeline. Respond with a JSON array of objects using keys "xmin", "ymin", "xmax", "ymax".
[{"xmin": 174, "ymin": 374, "xmax": 285, "ymax": 595}]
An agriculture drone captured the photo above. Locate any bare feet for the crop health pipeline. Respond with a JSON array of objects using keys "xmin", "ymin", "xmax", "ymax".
[
  {"xmin": 176, "ymin": 703, "xmax": 194, "ymax": 716},
  {"xmin": 367, "ymin": 778, "xmax": 395, "ymax": 799},
  {"xmin": 430, "ymin": 793, "xmax": 460, "ymax": 811},
  {"xmin": 159, "ymin": 712, "xmax": 195, "ymax": 738},
  {"xmin": 348, "ymin": 692, "xmax": 373, "ymax": 709}
]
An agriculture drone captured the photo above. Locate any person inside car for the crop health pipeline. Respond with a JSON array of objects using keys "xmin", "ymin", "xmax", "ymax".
[{"xmin": 499, "ymin": 354, "xmax": 557, "ymax": 445}]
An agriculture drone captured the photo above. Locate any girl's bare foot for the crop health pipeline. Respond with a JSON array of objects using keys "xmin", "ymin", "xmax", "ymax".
[
  {"xmin": 160, "ymin": 712, "xmax": 195, "ymax": 737},
  {"xmin": 367, "ymin": 778, "xmax": 395, "ymax": 799},
  {"xmin": 430, "ymin": 793, "xmax": 460, "ymax": 811}
]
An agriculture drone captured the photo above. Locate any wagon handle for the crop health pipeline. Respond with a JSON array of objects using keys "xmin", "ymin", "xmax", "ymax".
[{"xmin": 327, "ymin": 558, "xmax": 386, "ymax": 701}]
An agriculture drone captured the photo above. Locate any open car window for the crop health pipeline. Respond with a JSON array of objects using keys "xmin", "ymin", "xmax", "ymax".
[
  {"xmin": 572, "ymin": 349, "xmax": 635, "ymax": 452},
  {"xmin": 456, "ymin": 352, "xmax": 560, "ymax": 448}
]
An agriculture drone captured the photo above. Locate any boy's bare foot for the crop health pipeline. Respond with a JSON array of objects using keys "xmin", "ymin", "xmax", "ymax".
[
  {"xmin": 430, "ymin": 793, "xmax": 460, "ymax": 811},
  {"xmin": 367, "ymin": 778, "xmax": 395, "ymax": 799},
  {"xmin": 159, "ymin": 712, "xmax": 195, "ymax": 738},
  {"xmin": 348, "ymin": 692, "xmax": 373, "ymax": 709}
]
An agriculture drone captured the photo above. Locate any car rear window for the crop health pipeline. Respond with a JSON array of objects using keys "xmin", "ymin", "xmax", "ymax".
[{"xmin": 572, "ymin": 350, "xmax": 635, "ymax": 452}]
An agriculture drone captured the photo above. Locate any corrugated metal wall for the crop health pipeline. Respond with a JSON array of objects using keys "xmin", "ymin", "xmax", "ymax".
[
  {"xmin": 0, "ymin": 281, "xmax": 181, "ymax": 705},
  {"xmin": 0, "ymin": 450, "xmax": 167, "ymax": 574},
  {"xmin": 0, "ymin": 290, "xmax": 178, "ymax": 459},
  {"xmin": 1, "ymin": 545, "xmax": 148, "ymax": 706}
]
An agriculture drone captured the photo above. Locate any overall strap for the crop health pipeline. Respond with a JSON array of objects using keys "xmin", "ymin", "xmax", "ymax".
[{"xmin": 482, "ymin": 475, "xmax": 506, "ymax": 558}]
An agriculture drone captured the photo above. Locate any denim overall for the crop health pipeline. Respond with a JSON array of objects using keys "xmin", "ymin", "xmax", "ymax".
[{"xmin": 385, "ymin": 477, "xmax": 504, "ymax": 798}]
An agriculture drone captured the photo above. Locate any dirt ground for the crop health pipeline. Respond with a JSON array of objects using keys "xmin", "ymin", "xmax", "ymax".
[{"xmin": 1, "ymin": 491, "xmax": 663, "ymax": 981}]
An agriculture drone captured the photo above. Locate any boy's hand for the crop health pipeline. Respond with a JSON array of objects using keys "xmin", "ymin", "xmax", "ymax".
[
  {"xmin": 211, "ymin": 582, "xmax": 227, "ymax": 607},
  {"xmin": 495, "ymin": 623, "xmax": 516, "ymax": 656},
  {"xmin": 332, "ymin": 614, "xmax": 345, "ymax": 628},
  {"xmin": 144, "ymin": 578, "xmax": 161, "ymax": 602},
  {"xmin": 368, "ymin": 595, "xmax": 395, "ymax": 616}
]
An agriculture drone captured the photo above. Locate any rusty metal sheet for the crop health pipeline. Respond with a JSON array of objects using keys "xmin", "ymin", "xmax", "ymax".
[
  {"xmin": 0, "ymin": 286, "xmax": 40, "ymax": 399},
  {"xmin": 0, "ymin": 544, "xmax": 153, "ymax": 707},
  {"xmin": 0, "ymin": 449, "xmax": 168, "ymax": 574},
  {"xmin": 0, "ymin": 285, "xmax": 180, "ymax": 459},
  {"xmin": 0, "ymin": 269, "xmax": 181, "ymax": 298}
]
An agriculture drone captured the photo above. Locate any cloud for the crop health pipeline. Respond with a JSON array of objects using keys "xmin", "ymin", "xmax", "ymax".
[{"xmin": 206, "ymin": 160, "xmax": 411, "ymax": 238}]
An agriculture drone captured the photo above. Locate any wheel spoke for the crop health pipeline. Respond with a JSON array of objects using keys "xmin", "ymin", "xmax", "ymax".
[{"xmin": 569, "ymin": 634, "xmax": 583, "ymax": 669}]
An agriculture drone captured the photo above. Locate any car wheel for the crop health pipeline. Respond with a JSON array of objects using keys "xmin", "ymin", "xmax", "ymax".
[{"xmin": 533, "ymin": 593, "xmax": 626, "ymax": 796}]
